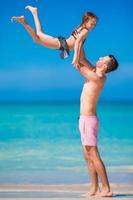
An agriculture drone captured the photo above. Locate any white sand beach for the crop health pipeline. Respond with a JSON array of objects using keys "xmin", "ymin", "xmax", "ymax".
[{"xmin": 0, "ymin": 183, "xmax": 133, "ymax": 200}]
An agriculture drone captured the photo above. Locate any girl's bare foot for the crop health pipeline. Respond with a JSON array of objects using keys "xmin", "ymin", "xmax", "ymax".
[
  {"xmin": 11, "ymin": 16, "xmax": 25, "ymax": 24},
  {"xmin": 25, "ymin": 5, "xmax": 37, "ymax": 15}
]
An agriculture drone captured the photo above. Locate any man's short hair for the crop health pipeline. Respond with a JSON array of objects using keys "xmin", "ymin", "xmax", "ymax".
[{"xmin": 106, "ymin": 55, "xmax": 119, "ymax": 73}]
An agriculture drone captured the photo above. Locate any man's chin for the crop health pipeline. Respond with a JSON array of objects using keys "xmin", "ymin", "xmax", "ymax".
[{"xmin": 96, "ymin": 64, "xmax": 100, "ymax": 68}]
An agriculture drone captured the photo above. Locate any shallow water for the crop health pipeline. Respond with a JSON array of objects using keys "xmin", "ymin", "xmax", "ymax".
[{"xmin": 0, "ymin": 102, "xmax": 133, "ymax": 183}]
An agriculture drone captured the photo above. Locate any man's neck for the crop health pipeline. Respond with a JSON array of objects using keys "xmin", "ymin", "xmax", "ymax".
[{"xmin": 96, "ymin": 69, "xmax": 105, "ymax": 78}]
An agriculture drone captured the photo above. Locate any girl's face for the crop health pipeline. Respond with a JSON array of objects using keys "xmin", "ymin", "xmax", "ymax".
[{"xmin": 86, "ymin": 18, "xmax": 97, "ymax": 30}]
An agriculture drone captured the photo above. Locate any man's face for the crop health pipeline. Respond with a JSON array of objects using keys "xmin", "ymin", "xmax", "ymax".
[{"xmin": 96, "ymin": 56, "xmax": 110, "ymax": 69}]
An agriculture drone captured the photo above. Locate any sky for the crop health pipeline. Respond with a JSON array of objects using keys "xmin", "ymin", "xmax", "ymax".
[{"xmin": 0, "ymin": 0, "xmax": 133, "ymax": 102}]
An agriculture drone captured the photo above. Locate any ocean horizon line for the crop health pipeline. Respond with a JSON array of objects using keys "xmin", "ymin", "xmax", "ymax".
[{"xmin": 0, "ymin": 100, "xmax": 133, "ymax": 105}]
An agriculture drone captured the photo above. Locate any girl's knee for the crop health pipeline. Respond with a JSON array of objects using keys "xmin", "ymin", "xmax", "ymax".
[
  {"xmin": 36, "ymin": 31, "xmax": 43, "ymax": 38},
  {"xmin": 33, "ymin": 36, "xmax": 41, "ymax": 44}
]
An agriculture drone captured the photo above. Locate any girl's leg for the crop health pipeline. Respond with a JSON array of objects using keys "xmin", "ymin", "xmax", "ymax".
[
  {"xmin": 25, "ymin": 6, "xmax": 60, "ymax": 49},
  {"xmin": 11, "ymin": 16, "xmax": 42, "ymax": 44},
  {"xmin": 25, "ymin": 6, "xmax": 42, "ymax": 34}
]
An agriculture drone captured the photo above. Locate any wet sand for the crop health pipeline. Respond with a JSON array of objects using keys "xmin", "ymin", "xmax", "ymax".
[{"xmin": 0, "ymin": 183, "xmax": 133, "ymax": 199}]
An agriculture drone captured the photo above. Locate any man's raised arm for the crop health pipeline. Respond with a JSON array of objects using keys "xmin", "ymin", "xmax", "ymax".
[
  {"xmin": 77, "ymin": 62, "xmax": 100, "ymax": 82},
  {"xmin": 79, "ymin": 47, "xmax": 95, "ymax": 70}
]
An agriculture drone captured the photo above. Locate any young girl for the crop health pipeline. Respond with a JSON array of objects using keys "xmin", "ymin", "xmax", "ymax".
[{"xmin": 11, "ymin": 6, "xmax": 97, "ymax": 67}]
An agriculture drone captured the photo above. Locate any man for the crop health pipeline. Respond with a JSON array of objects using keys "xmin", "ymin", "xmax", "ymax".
[{"xmin": 73, "ymin": 55, "xmax": 118, "ymax": 197}]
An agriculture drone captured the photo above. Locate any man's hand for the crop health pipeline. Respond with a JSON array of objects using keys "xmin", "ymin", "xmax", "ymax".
[{"xmin": 72, "ymin": 57, "xmax": 80, "ymax": 69}]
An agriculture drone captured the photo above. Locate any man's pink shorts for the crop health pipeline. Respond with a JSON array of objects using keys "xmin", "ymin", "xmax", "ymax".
[{"xmin": 79, "ymin": 115, "xmax": 99, "ymax": 146}]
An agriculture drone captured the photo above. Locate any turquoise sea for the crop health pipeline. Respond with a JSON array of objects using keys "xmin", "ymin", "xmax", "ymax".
[{"xmin": 0, "ymin": 102, "xmax": 133, "ymax": 184}]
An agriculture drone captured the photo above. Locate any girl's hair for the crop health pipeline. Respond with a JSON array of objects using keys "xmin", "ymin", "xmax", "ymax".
[
  {"xmin": 81, "ymin": 12, "xmax": 98, "ymax": 26},
  {"xmin": 73, "ymin": 12, "xmax": 98, "ymax": 35}
]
